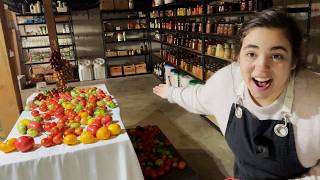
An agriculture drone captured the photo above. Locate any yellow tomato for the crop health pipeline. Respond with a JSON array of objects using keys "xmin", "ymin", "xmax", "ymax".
[
  {"xmin": 87, "ymin": 118, "xmax": 96, "ymax": 125},
  {"xmin": 20, "ymin": 119, "xmax": 31, "ymax": 126},
  {"xmin": 0, "ymin": 138, "xmax": 17, "ymax": 153},
  {"xmin": 96, "ymin": 127, "xmax": 111, "ymax": 140},
  {"xmin": 79, "ymin": 112, "xmax": 89, "ymax": 119},
  {"xmin": 80, "ymin": 131, "xmax": 96, "ymax": 144},
  {"xmin": 107, "ymin": 123, "xmax": 122, "ymax": 136},
  {"xmin": 65, "ymin": 103, "xmax": 75, "ymax": 110},
  {"xmin": 63, "ymin": 134, "xmax": 78, "ymax": 145}
]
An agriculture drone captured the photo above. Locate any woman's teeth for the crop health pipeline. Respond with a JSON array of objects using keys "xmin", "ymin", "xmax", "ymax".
[{"xmin": 252, "ymin": 78, "xmax": 272, "ymax": 88}]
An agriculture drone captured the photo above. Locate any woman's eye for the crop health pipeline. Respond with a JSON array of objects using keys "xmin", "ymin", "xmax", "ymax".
[
  {"xmin": 271, "ymin": 54, "xmax": 284, "ymax": 61},
  {"xmin": 246, "ymin": 52, "xmax": 256, "ymax": 58}
]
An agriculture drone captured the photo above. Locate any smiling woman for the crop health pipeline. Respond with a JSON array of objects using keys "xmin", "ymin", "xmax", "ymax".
[{"xmin": 153, "ymin": 9, "xmax": 320, "ymax": 179}]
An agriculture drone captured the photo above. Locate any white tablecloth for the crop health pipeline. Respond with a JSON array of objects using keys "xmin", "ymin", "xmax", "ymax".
[{"xmin": 0, "ymin": 84, "xmax": 144, "ymax": 180}]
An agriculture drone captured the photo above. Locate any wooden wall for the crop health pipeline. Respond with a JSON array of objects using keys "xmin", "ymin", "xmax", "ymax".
[{"xmin": 0, "ymin": 0, "xmax": 22, "ymax": 136}]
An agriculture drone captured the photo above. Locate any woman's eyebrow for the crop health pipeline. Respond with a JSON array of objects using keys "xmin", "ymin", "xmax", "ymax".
[
  {"xmin": 243, "ymin": 44, "xmax": 259, "ymax": 50},
  {"xmin": 270, "ymin": 46, "xmax": 288, "ymax": 53}
]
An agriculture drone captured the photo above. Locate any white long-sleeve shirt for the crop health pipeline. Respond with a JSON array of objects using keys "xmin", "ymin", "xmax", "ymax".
[{"xmin": 167, "ymin": 63, "xmax": 320, "ymax": 177}]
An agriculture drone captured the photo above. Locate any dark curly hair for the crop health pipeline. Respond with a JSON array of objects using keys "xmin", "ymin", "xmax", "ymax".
[{"xmin": 235, "ymin": 9, "xmax": 303, "ymax": 71}]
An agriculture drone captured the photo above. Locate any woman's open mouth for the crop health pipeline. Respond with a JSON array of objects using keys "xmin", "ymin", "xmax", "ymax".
[{"xmin": 252, "ymin": 77, "xmax": 272, "ymax": 91}]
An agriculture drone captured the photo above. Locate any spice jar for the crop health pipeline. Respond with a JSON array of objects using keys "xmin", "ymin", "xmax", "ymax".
[
  {"xmin": 228, "ymin": 24, "xmax": 235, "ymax": 36},
  {"xmin": 223, "ymin": 24, "xmax": 229, "ymax": 36},
  {"xmin": 207, "ymin": 5, "xmax": 213, "ymax": 14},
  {"xmin": 192, "ymin": 39, "xmax": 199, "ymax": 50},
  {"xmin": 224, "ymin": 43, "xmax": 231, "ymax": 59}
]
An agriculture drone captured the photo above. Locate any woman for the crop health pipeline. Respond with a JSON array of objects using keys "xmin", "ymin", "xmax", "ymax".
[{"xmin": 153, "ymin": 9, "xmax": 320, "ymax": 179}]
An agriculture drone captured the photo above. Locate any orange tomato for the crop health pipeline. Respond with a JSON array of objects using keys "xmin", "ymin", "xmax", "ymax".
[
  {"xmin": 63, "ymin": 134, "xmax": 78, "ymax": 145},
  {"xmin": 107, "ymin": 123, "xmax": 122, "ymax": 136},
  {"xmin": 96, "ymin": 127, "xmax": 111, "ymax": 140}
]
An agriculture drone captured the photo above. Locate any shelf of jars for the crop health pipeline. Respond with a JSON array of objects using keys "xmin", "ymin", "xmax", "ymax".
[
  {"xmin": 25, "ymin": 60, "xmax": 76, "ymax": 65},
  {"xmin": 103, "ymin": 17, "xmax": 147, "ymax": 21},
  {"xmin": 105, "ymin": 38, "xmax": 149, "ymax": 44}
]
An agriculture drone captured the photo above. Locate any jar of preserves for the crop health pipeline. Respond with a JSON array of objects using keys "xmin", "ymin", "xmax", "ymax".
[
  {"xmin": 207, "ymin": 5, "xmax": 213, "ymax": 14},
  {"xmin": 206, "ymin": 20, "xmax": 212, "ymax": 33},
  {"xmin": 224, "ymin": 43, "xmax": 231, "ymax": 59},
  {"xmin": 192, "ymin": 39, "xmax": 199, "ymax": 50}
]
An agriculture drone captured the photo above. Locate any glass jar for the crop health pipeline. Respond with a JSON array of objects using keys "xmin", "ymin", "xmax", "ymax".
[
  {"xmin": 223, "ymin": 24, "xmax": 229, "ymax": 36},
  {"xmin": 192, "ymin": 39, "xmax": 199, "ymax": 50},
  {"xmin": 224, "ymin": 43, "xmax": 231, "ymax": 59},
  {"xmin": 206, "ymin": 20, "xmax": 212, "ymax": 34},
  {"xmin": 207, "ymin": 5, "xmax": 213, "ymax": 14}
]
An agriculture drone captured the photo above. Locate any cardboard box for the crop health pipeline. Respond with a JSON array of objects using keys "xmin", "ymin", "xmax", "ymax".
[
  {"xmin": 100, "ymin": 0, "xmax": 114, "ymax": 10},
  {"xmin": 110, "ymin": 65, "xmax": 123, "ymax": 76},
  {"xmin": 123, "ymin": 64, "xmax": 135, "ymax": 75},
  {"xmin": 114, "ymin": 0, "xmax": 129, "ymax": 10},
  {"xmin": 135, "ymin": 63, "xmax": 147, "ymax": 74}
]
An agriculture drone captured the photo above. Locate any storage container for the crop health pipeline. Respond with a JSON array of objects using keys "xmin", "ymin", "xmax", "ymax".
[
  {"xmin": 123, "ymin": 64, "xmax": 136, "ymax": 75},
  {"xmin": 93, "ymin": 58, "xmax": 106, "ymax": 79},
  {"xmin": 135, "ymin": 63, "xmax": 147, "ymax": 74},
  {"xmin": 78, "ymin": 59, "xmax": 93, "ymax": 81},
  {"xmin": 110, "ymin": 65, "xmax": 123, "ymax": 76}
]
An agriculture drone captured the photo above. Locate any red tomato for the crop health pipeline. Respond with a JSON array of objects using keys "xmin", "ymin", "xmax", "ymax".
[
  {"xmin": 50, "ymin": 126, "xmax": 60, "ymax": 136},
  {"xmin": 64, "ymin": 128, "xmax": 75, "ymax": 136},
  {"xmin": 74, "ymin": 127, "xmax": 83, "ymax": 136},
  {"xmin": 31, "ymin": 110, "xmax": 40, "ymax": 117},
  {"xmin": 52, "ymin": 134, "xmax": 63, "ymax": 145},
  {"xmin": 41, "ymin": 137, "xmax": 54, "ymax": 148},
  {"xmin": 39, "ymin": 104, "xmax": 48, "ymax": 112},
  {"xmin": 177, "ymin": 160, "xmax": 187, "ymax": 170},
  {"xmin": 74, "ymin": 115, "xmax": 81, "ymax": 123},
  {"xmin": 43, "ymin": 122, "xmax": 53, "ymax": 132},
  {"xmin": 42, "ymin": 113, "xmax": 51, "ymax": 121}
]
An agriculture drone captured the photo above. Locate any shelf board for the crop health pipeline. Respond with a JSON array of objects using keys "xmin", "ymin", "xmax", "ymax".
[
  {"xmin": 56, "ymin": 21, "xmax": 71, "ymax": 24},
  {"xmin": 204, "ymin": 33, "xmax": 237, "ymax": 41},
  {"xmin": 55, "ymin": 12, "xmax": 71, "ymax": 16},
  {"xmin": 22, "ymin": 44, "xmax": 74, "ymax": 50},
  {"xmin": 286, "ymin": 7, "xmax": 310, "ymax": 13},
  {"xmin": 164, "ymin": 61, "xmax": 204, "ymax": 82},
  {"xmin": 20, "ymin": 34, "xmax": 48, "ymax": 37},
  {"xmin": 105, "ymin": 29, "xmax": 148, "ymax": 33},
  {"xmin": 105, "ymin": 38, "xmax": 148, "ymax": 43},
  {"xmin": 22, "ymin": 45, "xmax": 50, "ymax": 50},
  {"xmin": 18, "ymin": 22, "xmax": 46, "ymax": 26},
  {"xmin": 101, "ymin": 9, "xmax": 146, "ymax": 13},
  {"xmin": 25, "ymin": 60, "xmax": 76, "ymax": 65},
  {"xmin": 206, "ymin": 11, "xmax": 255, "ymax": 17},
  {"xmin": 103, "ymin": 17, "xmax": 146, "ymax": 21},
  {"xmin": 159, "ymin": 29, "xmax": 202, "ymax": 37},
  {"xmin": 57, "ymin": 33, "xmax": 73, "ymax": 36},
  {"xmin": 16, "ymin": 13, "xmax": 44, "ymax": 17},
  {"xmin": 204, "ymin": 54, "xmax": 233, "ymax": 63},
  {"xmin": 20, "ymin": 33, "xmax": 72, "ymax": 38},
  {"xmin": 160, "ymin": 41, "xmax": 202, "ymax": 56},
  {"xmin": 106, "ymin": 54, "xmax": 149, "ymax": 59},
  {"xmin": 109, "ymin": 72, "xmax": 151, "ymax": 78}
]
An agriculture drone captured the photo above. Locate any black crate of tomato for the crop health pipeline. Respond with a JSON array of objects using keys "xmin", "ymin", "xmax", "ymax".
[{"xmin": 127, "ymin": 125, "xmax": 199, "ymax": 180}]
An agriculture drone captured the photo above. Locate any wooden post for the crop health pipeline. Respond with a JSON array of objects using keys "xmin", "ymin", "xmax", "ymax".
[
  {"xmin": 43, "ymin": 0, "xmax": 58, "ymax": 51},
  {"xmin": 0, "ymin": 0, "xmax": 23, "ymax": 136}
]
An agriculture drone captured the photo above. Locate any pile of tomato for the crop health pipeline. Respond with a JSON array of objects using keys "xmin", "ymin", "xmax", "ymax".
[
  {"xmin": 127, "ymin": 125, "xmax": 187, "ymax": 179},
  {"xmin": 0, "ymin": 86, "xmax": 122, "ymax": 153}
]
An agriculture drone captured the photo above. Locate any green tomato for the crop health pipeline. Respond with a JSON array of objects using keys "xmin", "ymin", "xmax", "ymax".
[
  {"xmin": 47, "ymin": 104, "xmax": 54, "ymax": 110},
  {"xmin": 58, "ymin": 99, "xmax": 64, "ymax": 104},
  {"xmin": 34, "ymin": 100, "xmax": 41, "ymax": 106},
  {"xmin": 94, "ymin": 109, "xmax": 105, "ymax": 117},
  {"xmin": 17, "ymin": 123, "xmax": 27, "ymax": 135},
  {"xmin": 33, "ymin": 116, "xmax": 43, "ymax": 122},
  {"xmin": 108, "ymin": 102, "xmax": 117, "ymax": 109},
  {"xmin": 96, "ymin": 101, "xmax": 105, "ymax": 107},
  {"xmin": 70, "ymin": 123, "xmax": 80, "ymax": 129},
  {"xmin": 70, "ymin": 90, "xmax": 79, "ymax": 97},
  {"xmin": 27, "ymin": 128, "xmax": 38, "ymax": 137}
]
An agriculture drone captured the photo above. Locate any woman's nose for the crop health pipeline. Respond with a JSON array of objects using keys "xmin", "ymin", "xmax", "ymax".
[{"xmin": 255, "ymin": 55, "xmax": 270, "ymax": 71}]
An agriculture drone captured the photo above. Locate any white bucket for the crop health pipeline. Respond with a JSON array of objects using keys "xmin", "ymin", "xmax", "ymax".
[
  {"xmin": 93, "ymin": 58, "xmax": 106, "ymax": 80},
  {"xmin": 78, "ymin": 59, "xmax": 93, "ymax": 81}
]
